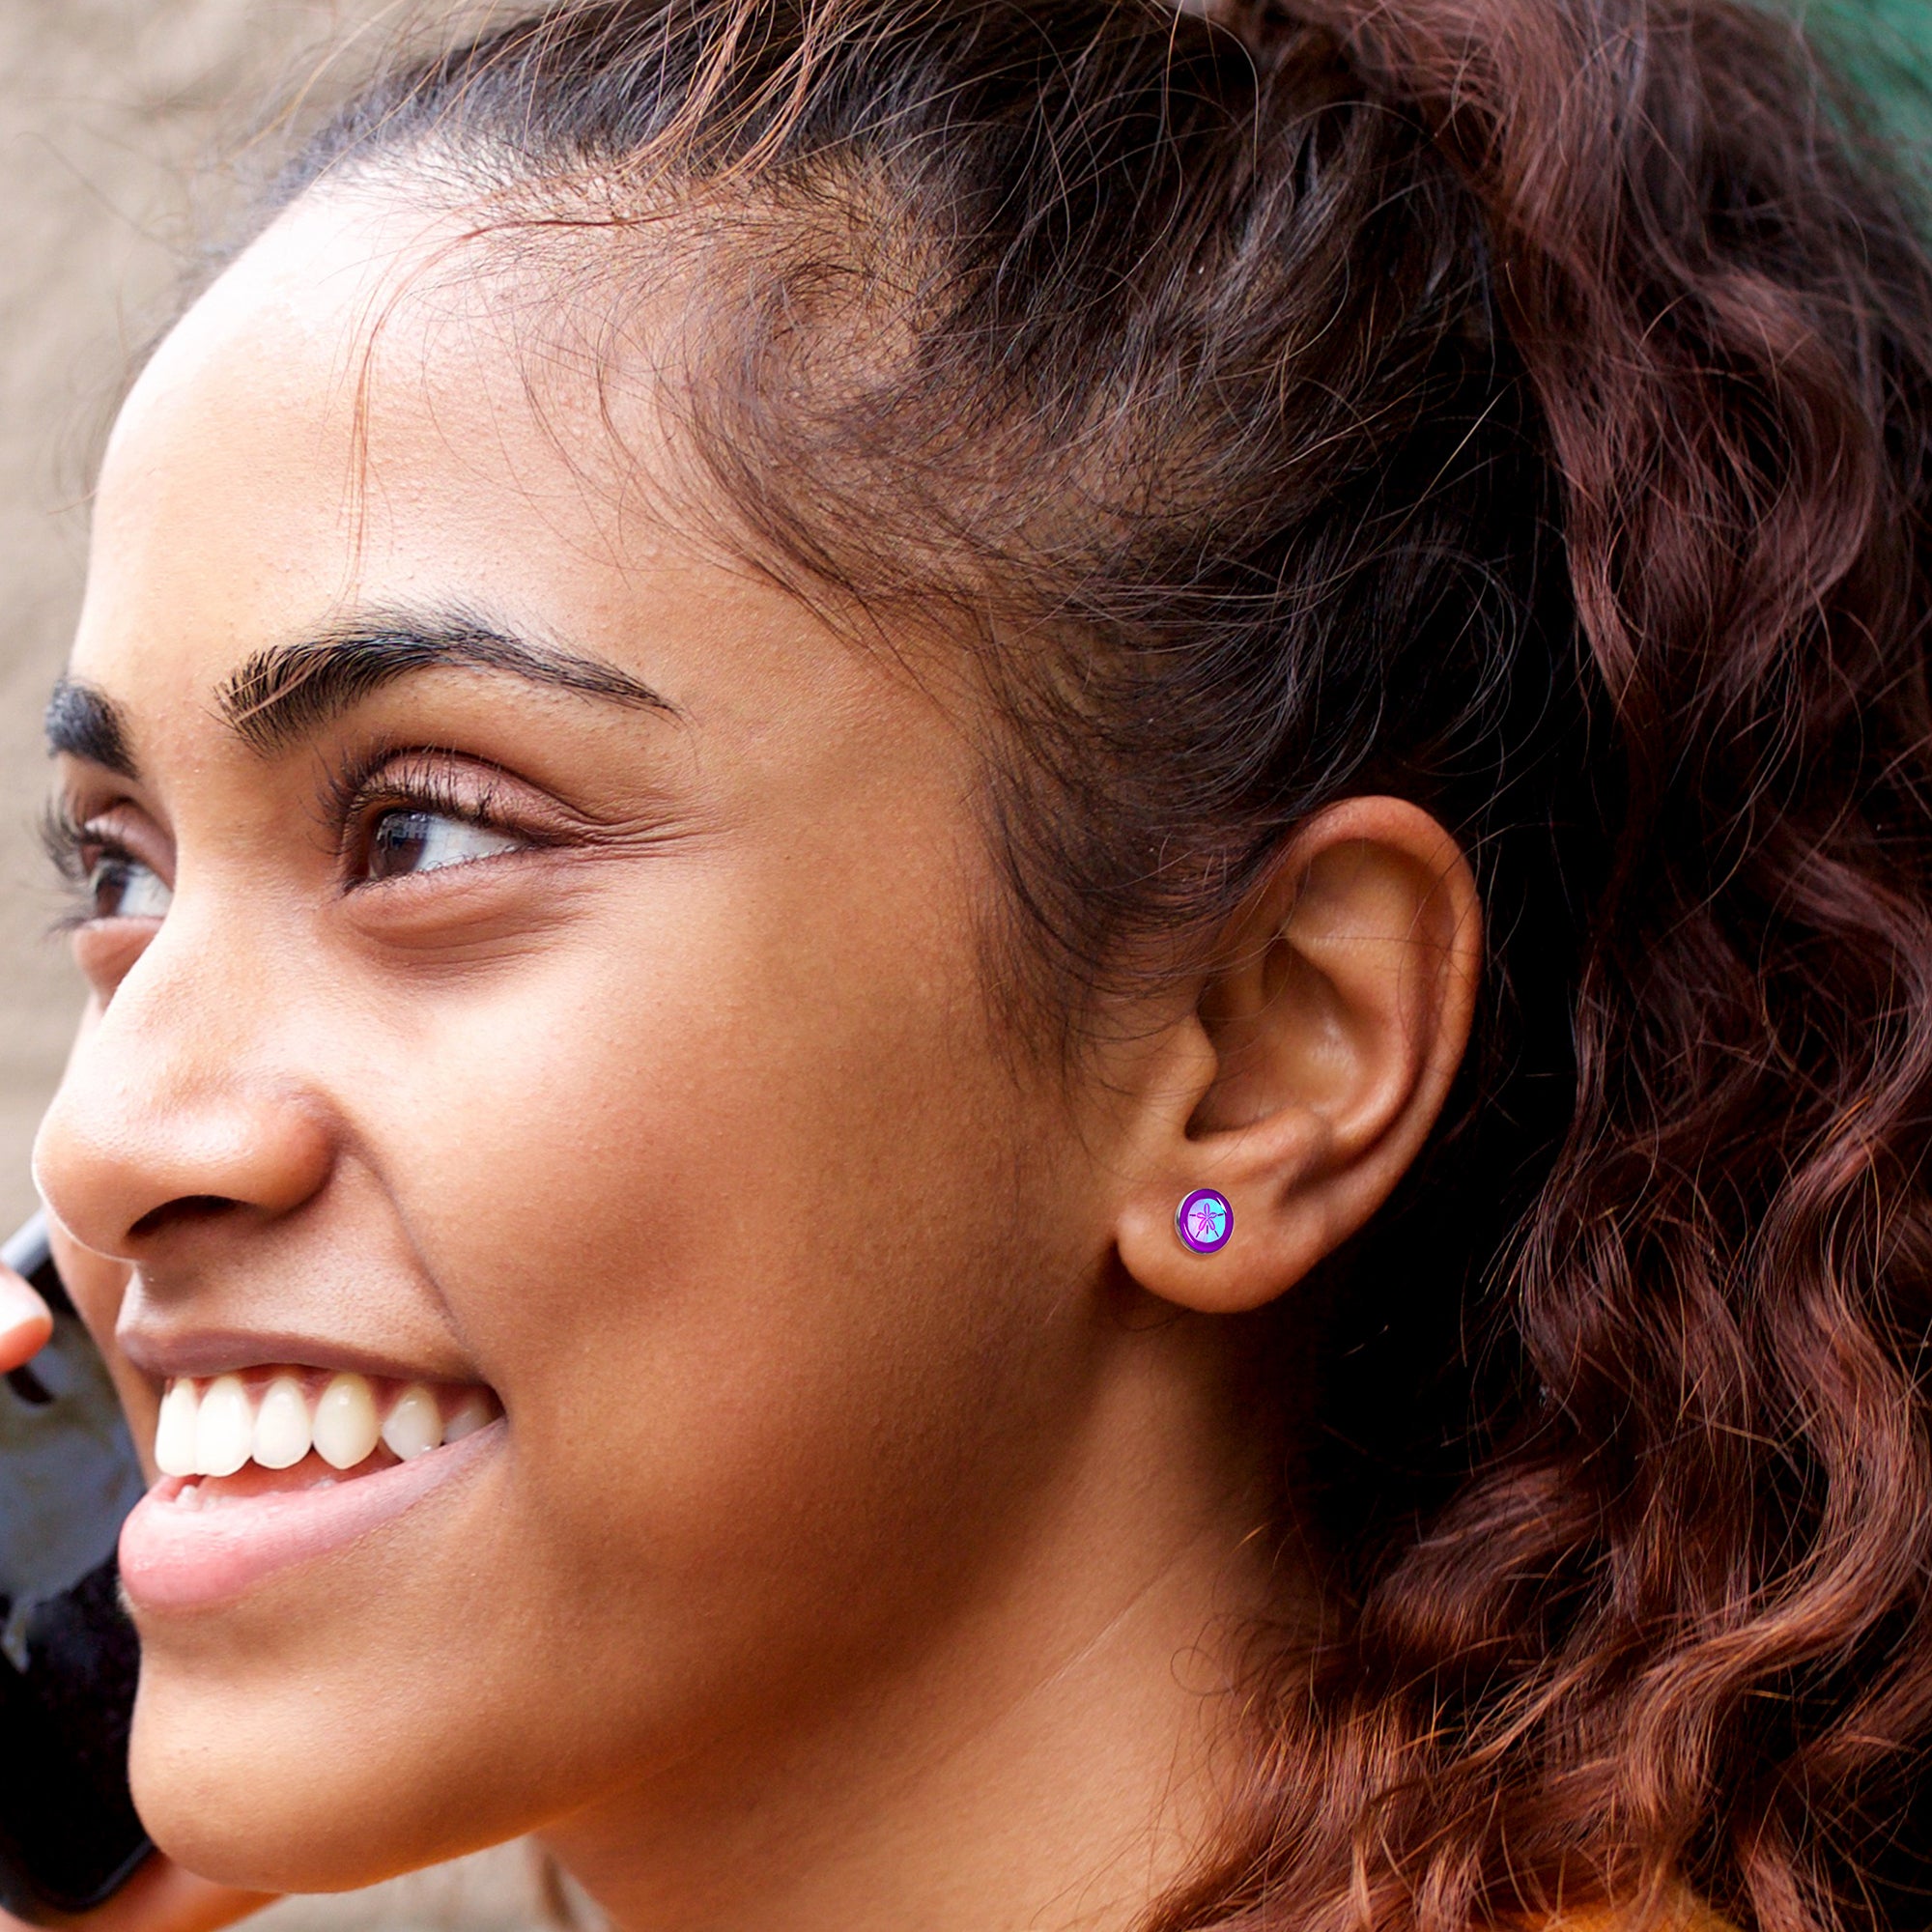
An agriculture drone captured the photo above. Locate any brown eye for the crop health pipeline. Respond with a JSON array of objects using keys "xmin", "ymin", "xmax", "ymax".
[
  {"xmin": 366, "ymin": 809, "xmax": 523, "ymax": 882},
  {"xmin": 86, "ymin": 853, "xmax": 172, "ymax": 921}
]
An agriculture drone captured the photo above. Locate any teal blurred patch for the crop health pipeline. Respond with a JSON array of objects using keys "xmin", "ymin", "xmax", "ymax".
[{"xmin": 1790, "ymin": 0, "xmax": 1932, "ymax": 169}]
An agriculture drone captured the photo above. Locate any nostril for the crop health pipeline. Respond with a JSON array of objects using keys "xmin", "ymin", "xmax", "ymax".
[
  {"xmin": 37, "ymin": 1065, "xmax": 337, "ymax": 1255},
  {"xmin": 129, "ymin": 1195, "xmax": 242, "ymax": 1241}
]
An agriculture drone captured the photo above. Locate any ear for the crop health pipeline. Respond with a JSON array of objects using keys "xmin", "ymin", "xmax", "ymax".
[{"xmin": 1113, "ymin": 797, "xmax": 1480, "ymax": 1314}]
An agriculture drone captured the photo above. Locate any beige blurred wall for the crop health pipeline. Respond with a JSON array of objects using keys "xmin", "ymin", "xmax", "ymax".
[{"xmin": 0, "ymin": 7, "xmax": 561, "ymax": 1925}]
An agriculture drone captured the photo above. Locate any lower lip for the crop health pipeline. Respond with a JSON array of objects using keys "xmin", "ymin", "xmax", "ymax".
[{"xmin": 119, "ymin": 1420, "xmax": 505, "ymax": 1610}]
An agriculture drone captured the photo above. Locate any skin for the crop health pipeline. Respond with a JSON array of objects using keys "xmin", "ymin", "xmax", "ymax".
[{"xmin": 14, "ymin": 180, "xmax": 1481, "ymax": 1932}]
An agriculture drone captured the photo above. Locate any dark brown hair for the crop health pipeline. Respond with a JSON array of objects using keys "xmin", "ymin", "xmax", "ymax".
[{"xmin": 263, "ymin": 2, "xmax": 1932, "ymax": 1926}]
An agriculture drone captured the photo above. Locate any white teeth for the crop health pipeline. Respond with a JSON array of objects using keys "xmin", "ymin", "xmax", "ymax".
[
  {"xmin": 253, "ymin": 1377, "xmax": 312, "ymax": 1470},
  {"xmin": 381, "ymin": 1384, "xmax": 442, "ymax": 1462},
  {"xmin": 194, "ymin": 1375, "xmax": 254, "ymax": 1478},
  {"xmin": 155, "ymin": 1370, "xmax": 492, "ymax": 1483},
  {"xmin": 312, "ymin": 1373, "xmax": 381, "ymax": 1470},
  {"xmin": 443, "ymin": 1391, "xmax": 493, "ymax": 1442},
  {"xmin": 155, "ymin": 1379, "xmax": 200, "ymax": 1478}
]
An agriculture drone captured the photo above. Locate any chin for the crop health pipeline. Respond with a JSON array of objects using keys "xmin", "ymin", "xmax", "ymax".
[{"xmin": 127, "ymin": 1660, "xmax": 539, "ymax": 1894}]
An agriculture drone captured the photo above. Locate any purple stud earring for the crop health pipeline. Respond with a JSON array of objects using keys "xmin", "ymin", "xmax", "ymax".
[{"xmin": 1176, "ymin": 1188, "xmax": 1233, "ymax": 1254}]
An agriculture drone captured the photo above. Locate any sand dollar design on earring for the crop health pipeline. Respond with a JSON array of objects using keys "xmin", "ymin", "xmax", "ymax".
[{"xmin": 1175, "ymin": 1188, "xmax": 1233, "ymax": 1255}]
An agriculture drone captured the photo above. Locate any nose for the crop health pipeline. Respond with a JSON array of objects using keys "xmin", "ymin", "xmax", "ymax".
[{"xmin": 33, "ymin": 911, "xmax": 334, "ymax": 1265}]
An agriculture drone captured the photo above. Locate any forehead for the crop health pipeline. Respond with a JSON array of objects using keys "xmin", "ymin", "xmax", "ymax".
[{"xmin": 79, "ymin": 185, "xmax": 684, "ymax": 704}]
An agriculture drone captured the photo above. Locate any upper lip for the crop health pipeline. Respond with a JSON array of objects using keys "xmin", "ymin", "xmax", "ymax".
[{"xmin": 119, "ymin": 1324, "xmax": 484, "ymax": 1386}]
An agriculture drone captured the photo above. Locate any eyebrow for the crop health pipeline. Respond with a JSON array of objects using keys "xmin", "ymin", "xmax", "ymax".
[
  {"xmin": 216, "ymin": 612, "xmax": 678, "ymax": 755},
  {"xmin": 45, "ymin": 679, "xmax": 138, "ymax": 777}
]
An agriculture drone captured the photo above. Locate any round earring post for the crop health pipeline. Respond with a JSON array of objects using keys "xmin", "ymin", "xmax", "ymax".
[{"xmin": 1175, "ymin": 1189, "xmax": 1233, "ymax": 1254}]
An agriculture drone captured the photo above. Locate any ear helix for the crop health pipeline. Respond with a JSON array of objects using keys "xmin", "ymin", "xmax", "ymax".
[{"xmin": 1175, "ymin": 1188, "xmax": 1233, "ymax": 1254}]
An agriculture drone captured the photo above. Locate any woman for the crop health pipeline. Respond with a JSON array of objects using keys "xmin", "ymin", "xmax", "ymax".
[{"xmin": 6, "ymin": 0, "xmax": 1932, "ymax": 1927}]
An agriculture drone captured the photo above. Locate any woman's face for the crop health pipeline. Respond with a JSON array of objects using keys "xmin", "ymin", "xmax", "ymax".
[{"xmin": 34, "ymin": 186, "xmax": 1150, "ymax": 1889}]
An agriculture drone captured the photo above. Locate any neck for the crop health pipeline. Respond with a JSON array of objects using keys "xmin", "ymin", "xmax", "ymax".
[{"xmin": 542, "ymin": 1315, "xmax": 1292, "ymax": 1932}]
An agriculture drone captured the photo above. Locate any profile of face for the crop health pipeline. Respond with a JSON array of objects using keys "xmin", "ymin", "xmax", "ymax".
[{"xmin": 30, "ymin": 181, "xmax": 1480, "ymax": 1926}]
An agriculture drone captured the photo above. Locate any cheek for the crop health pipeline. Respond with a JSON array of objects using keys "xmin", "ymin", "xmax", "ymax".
[{"xmin": 340, "ymin": 854, "xmax": 1090, "ymax": 1723}]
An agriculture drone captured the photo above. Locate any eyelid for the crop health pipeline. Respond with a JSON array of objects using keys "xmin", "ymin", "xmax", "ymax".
[
  {"xmin": 336, "ymin": 751, "xmax": 502, "ymax": 822},
  {"xmin": 43, "ymin": 794, "xmax": 174, "ymax": 883}
]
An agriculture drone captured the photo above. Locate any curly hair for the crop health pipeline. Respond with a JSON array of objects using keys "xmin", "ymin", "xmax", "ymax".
[{"xmin": 261, "ymin": 1, "xmax": 1932, "ymax": 1926}]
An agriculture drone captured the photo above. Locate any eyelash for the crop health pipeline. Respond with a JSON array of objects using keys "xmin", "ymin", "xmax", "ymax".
[
  {"xmin": 43, "ymin": 753, "xmax": 538, "ymax": 924},
  {"xmin": 42, "ymin": 801, "xmax": 92, "ymax": 885},
  {"xmin": 41, "ymin": 801, "xmax": 155, "ymax": 934},
  {"xmin": 42, "ymin": 802, "xmax": 103, "ymax": 909}
]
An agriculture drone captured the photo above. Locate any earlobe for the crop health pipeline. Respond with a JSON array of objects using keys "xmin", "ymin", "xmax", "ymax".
[{"xmin": 1114, "ymin": 797, "xmax": 1480, "ymax": 1316}]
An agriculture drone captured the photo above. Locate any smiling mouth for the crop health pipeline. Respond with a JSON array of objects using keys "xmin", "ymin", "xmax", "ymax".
[
  {"xmin": 154, "ymin": 1369, "xmax": 499, "ymax": 1489},
  {"xmin": 123, "ymin": 1370, "xmax": 506, "ymax": 1610}
]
